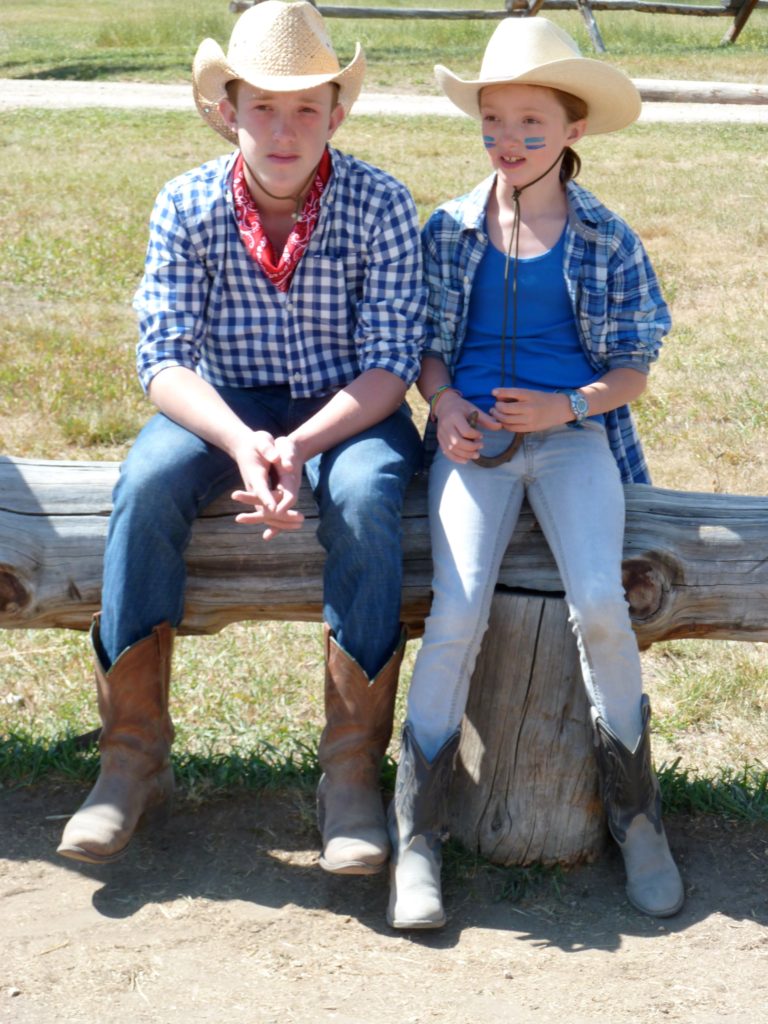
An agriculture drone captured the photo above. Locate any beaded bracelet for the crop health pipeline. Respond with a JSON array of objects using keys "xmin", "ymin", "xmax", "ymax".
[{"xmin": 428, "ymin": 384, "xmax": 460, "ymax": 422}]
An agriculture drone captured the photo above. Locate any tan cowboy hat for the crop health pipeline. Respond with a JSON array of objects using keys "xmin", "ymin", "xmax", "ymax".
[
  {"xmin": 193, "ymin": 0, "xmax": 366, "ymax": 144},
  {"xmin": 435, "ymin": 17, "xmax": 641, "ymax": 135}
]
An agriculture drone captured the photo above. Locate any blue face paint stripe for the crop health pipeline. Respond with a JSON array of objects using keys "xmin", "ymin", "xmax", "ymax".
[
  {"xmin": 524, "ymin": 136, "xmax": 546, "ymax": 150},
  {"xmin": 483, "ymin": 135, "xmax": 496, "ymax": 149}
]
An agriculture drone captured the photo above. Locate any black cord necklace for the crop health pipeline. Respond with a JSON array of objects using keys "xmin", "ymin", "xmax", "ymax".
[{"xmin": 473, "ymin": 149, "xmax": 566, "ymax": 469}]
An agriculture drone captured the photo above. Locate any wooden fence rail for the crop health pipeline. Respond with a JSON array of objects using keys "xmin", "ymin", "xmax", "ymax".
[{"xmin": 230, "ymin": 0, "xmax": 766, "ymax": 49}]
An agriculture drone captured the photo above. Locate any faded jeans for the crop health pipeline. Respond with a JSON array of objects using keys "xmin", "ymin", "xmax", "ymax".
[
  {"xmin": 406, "ymin": 421, "xmax": 644, "ymax": 760},
  {"xmin": 99, "ymin": 385, "xmax": 420, "ymax": 679}
]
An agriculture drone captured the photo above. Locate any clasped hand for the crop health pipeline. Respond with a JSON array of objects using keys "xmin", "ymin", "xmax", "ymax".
[
  {"xmin": 231, "ymin": 431, "xmax": 304, "ymax": 541},
  {"xmin": 437, "ymin": 388, "xmax": 571, "ymax": 463}
]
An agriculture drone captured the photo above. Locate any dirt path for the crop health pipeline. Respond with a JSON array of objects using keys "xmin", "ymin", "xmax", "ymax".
[
  {"xmin": 2, "ymin": 77, "xmax": 768, "ymax": 122},
  {"xmin": 2, "ymin": 782, "xmax": 767, "ymax": 1024}
]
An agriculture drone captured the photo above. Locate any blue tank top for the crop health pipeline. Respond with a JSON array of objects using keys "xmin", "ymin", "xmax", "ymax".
[{"xmin": 453, "ymin": 227, "xmax": 603, "ymax": 415}]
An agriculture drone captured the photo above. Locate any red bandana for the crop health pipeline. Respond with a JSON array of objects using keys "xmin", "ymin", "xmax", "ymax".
[{"xmin": 231, "ymin": 149, "xmax": 332, "ymax": 293}]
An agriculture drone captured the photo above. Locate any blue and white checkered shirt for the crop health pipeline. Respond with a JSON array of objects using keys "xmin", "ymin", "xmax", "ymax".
[
  {"xmin": 421, "ymin": 175, "xmax": 671, "ymax": 484},
  {"xmin": 134, "ymin": 147, "xmax": 425, "ymax": 398}
]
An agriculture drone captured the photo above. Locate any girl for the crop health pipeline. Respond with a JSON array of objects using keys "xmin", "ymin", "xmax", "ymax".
[{"xmin": 387, "ymin": 17, "xmax": 684, "ymax": 929}]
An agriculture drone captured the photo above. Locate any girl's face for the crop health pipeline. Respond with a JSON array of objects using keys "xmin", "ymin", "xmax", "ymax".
[{"xmin": 479, "ymin": 83, "xmax": 586, "ymax": 189}]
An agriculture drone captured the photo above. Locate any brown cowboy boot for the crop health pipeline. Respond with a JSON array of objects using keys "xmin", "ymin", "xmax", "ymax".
[
  {"xmin": 57, "ymin": 617, "xmax": 175, "ymax": 864},
  {"xmin": 317, "ymin": 624, "xmax": 405, "ymax": 875},
  {"xmin": 592, "ymin": 694, "xmax": 684, "ymax": 917}
]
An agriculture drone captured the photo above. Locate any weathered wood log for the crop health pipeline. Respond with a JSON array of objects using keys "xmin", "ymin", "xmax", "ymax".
[
  {"xmin": 2, "ymin": 456, "xmax": 767, "ymax": 646},
  {"xmin": 451, "ymin": 591, "xmax": 605, "ymax": 866},
  {"xmin": 3, "ymin": 455, "xmax": 767, "ymax": 865},
  {"xmin": 634, "ymin": 78, "xmax": 768, "ymax": 104}
]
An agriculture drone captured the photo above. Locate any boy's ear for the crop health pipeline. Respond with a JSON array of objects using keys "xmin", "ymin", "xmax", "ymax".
[
  {"xmin": 218, "ymin": 96, "xmax": 238, "ymax": 133},
  {"xmin": 327, "ymin": 102, "xmax": 345, "ymax": 139}
]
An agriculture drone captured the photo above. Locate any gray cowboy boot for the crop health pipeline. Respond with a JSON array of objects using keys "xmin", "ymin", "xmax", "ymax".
[
  {"xmin": 387, "ymin": 723, "xmax": 461, "ymax": 929},
  {"xmin": 57, "ymin": 617, "xmax": 175, "ymax": 864},
  {"xmin": 592, "ymin": 694, "xmax": 684, "ymax": 917},
  {"xmin": 317, "ymin": 625, "xmax": 405, "ymax": 875}
]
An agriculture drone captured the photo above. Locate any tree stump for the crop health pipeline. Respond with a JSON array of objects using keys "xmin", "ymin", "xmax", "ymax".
[{"xmin": 450, "ymin": 589, "xmax": 607, "ymax": 866}]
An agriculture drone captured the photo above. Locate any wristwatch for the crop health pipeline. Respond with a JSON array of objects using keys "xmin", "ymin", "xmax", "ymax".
[{"xmin": 558, "ymin": 389, "xmax": 589, "ymax": 425}]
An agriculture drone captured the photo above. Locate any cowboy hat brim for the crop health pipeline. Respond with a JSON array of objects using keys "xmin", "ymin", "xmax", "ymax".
[
  {"xmin": 435, "ymin": 57, "xmax": 641, "ymax": 135},
  {"xmin": 193, "ymin": 36, "xmax": 366, "ymax": 145}
]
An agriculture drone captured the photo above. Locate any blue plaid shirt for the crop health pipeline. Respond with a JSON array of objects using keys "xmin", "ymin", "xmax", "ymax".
[
  {"xmin": 134, "ymin": 147, "xmax": 425, "ymax": 398},
  {"xmin": 422, "ymin": 175, "xmax": 671, "ymax": 484}
]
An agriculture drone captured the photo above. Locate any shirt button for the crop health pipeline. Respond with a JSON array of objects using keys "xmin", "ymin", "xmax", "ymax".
[{"xmin": 293, "ymin": 372, "xmax": 303, "ymax": 382}]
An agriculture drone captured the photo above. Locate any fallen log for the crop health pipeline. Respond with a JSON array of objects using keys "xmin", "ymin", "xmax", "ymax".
[
  {"xmin": 2, "ymin": 456, "xmax": 767, "ymax": 646},
  {"xmin": 2, "ymin": 455, "xmax": 767, "ymax": 865}
]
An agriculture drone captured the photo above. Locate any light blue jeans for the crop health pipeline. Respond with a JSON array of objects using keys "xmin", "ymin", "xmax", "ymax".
[
  {"xmin": 99, "ymin": 385, "xmax": 420, "ymax": 679},
  {"xmin": 406, "ymin": 421, "xmax": 644, "ymax": 760}
]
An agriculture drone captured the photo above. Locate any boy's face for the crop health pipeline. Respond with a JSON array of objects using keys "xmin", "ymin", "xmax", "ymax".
[
  {"xmin": 219, "ymin": 82, "xmax": 344, "ymax": 199},
  {"xmin": 479, "ymin": 83, "xmax": 586, "ymax": 187}
]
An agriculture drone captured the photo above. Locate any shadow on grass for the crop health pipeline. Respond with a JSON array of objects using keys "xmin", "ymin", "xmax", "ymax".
[{"xmin": 2, "ymin": 56, "xmax": 188, "ymax": 81}]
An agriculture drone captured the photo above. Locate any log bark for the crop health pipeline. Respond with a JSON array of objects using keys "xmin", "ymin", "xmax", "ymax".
[{"xmin": 2, "ymin": 456, "xmax": 768, "ymax": 647}]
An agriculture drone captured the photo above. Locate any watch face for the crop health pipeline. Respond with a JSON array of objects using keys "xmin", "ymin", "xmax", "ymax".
[{"xmin": 571, "ymin": 391, "xmax": 588, "ymax": 420}]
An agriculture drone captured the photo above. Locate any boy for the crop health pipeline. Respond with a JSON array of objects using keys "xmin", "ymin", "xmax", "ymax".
[{"xmin": 57, "ymin": 1, "xmax": 425, "ymax": 878}]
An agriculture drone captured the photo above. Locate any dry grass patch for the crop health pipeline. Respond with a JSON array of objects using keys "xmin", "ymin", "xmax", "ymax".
[{"xmin": 1, "ymin": 111, "xmax": 766, "ymax": 783}]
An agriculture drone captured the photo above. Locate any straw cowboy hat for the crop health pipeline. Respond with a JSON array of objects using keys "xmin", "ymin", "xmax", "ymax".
[
  {"xmin": 435, "ymin": 17, "xmax": 641, "ymax": 135},
  {"xmin": 193, "ymin": 0, "xmax": 366, "ymax": 144}
]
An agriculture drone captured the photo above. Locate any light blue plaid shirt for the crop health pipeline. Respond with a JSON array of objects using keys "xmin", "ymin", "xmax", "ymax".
[
  {"xmin": 422, "ymin": 175, "xmax": 671, "ymax": 484},
  {"xmin": 134, "ymin": 147, "xmax": 425, "ymax": 398}
]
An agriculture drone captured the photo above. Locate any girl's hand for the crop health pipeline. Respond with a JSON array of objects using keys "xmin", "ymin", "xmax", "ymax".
[
  {"xmin": 435, "ymin": 392, "xmax": 500, "ymax": 464},
  {"xmin": 491, "ymin": 388, "xmax": 573, "ymax": 433}
]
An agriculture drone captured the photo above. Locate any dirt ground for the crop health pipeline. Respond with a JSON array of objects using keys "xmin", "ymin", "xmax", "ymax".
[
  {"xmin": 2, "ymin": 76, "xmax": 768, "ymax": 1024},
  {"xmin": 2, "ymin": 782, "xmax": 767, "ymax": 1024}
]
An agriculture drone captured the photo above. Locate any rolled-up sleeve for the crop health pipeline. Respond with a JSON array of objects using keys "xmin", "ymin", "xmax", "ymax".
[
  {"xmin": 568, "ymin": 186, "xmax": 671, "ymax": 376},
  {"xmin": 133, "ymin": 186, "xmax": 210, "ymax": 393},
  {"xmin": 353, "ymin": 186, "xmax": 426, "ymax": 386},
  {"xmin": 603, "ymin": 232, "xmax": 670, "ymax": 373}
]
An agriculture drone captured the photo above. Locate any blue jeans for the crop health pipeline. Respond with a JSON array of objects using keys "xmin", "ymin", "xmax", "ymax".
[
  {"xmin": 99, "ymin": 385, "xmax": 420, "ymax": 679},
  {"xmin": 406, "ymin": 421, "xmax": 644, "ymax": 760}
]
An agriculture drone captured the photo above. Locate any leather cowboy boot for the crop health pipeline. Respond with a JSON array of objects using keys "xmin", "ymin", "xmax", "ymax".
[
  {"xmin": 387, "ymin": 723, "xmax": 461, "ymax": 930},
  {"xmin": 592, "ymin": 694, "xmax": 684, "ymax": 917},
  {"xmin": 317, "ymin": 625, "xmax": 405, "ymax": 875},
  {"xmin": 57, "ymin": 617, "xmax": 175, "ymax": 864}
]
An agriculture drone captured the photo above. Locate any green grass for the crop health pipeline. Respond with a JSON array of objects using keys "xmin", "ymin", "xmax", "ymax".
[
  {"xmin": 1, "ymin": 7, "xmax": 767, "ymax": 817},
  {"xmin": 1, "ymin": 1, "xmax": 767, "ymax": 86},
  {"xmin": 3, "ymin": 109, "xmax": 767, "ymax": 491}
]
